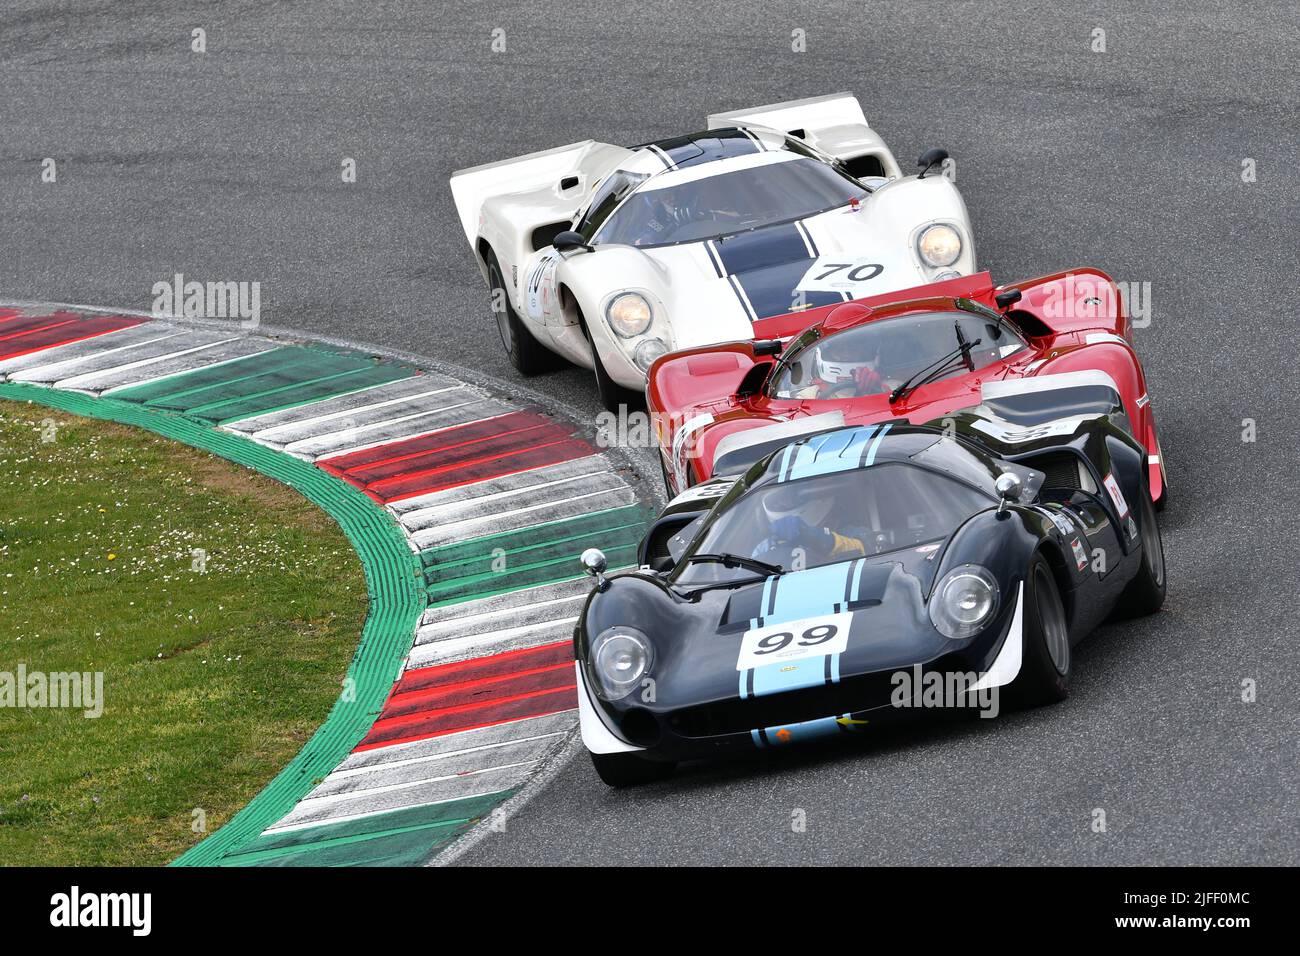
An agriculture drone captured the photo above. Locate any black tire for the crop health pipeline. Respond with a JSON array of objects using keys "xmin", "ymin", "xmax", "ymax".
[
  {"xmin": 1114, "ymin": 478, "xmax": 1167, "ymax": 618},
  {"xmin": 590, "ymin": 751, "xmax": 675, "ymax": 788},
  {"xmin": 486, "ymin": 251, "xmax": 556, "ymax": 375},
  {"xmin": 579, "ymin": 308, "xmax": 644, "ymax": 413},
  {"xmin": 1008, "ymin": 553, "xmax": 1072, "ymax": 707}
]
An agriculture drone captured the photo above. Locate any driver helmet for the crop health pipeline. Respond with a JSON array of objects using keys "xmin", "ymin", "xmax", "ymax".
[
  {"xmin": 814, "ymin": 334, "xmax": 880, "ymax": 385},
  {"xmin": 760, "ymin": 481, "xmax": 833, "ymax": 529}
]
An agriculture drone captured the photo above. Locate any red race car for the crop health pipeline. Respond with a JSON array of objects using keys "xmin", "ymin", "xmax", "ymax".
[{"xmin": 648, "ymin": 269, "xmax": 1168, "ymax": 506}]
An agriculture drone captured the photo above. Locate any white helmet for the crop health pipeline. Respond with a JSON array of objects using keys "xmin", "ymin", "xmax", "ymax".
[{"xmin": 760, "ymin": 481, "xmax": 833, "ymax": 528}]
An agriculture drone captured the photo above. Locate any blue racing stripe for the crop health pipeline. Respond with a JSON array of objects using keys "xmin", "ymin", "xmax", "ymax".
[
  {"xmin": 732, "ymin": 259, "xmax": 843, "ymax": 319},
  {"xmin": 711, "ymin": 223, "xmax": 808, "ymax": 275},
  {"xmin": 750, "ymin": 657, "xmax": 830, "ymax": 697},
  {"xmin": 759, "ymin": 715, "xmax": 845, "ymax": 746},
  {"xmin": 758, "ymin": 560, "xmax": 856, "ymax": 624},
  {"xmin": 864, "ymin": 423, "xmax": 892, "ymax": 465},
  {"xmin": 784, "ymin": 426, "xmax": 877, "ymax": 481}
]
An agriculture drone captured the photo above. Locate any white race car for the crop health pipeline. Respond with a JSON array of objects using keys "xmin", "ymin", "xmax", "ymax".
[{"xmin": 450, "ymin": 93, "xmax": 975, "ymax": 409}]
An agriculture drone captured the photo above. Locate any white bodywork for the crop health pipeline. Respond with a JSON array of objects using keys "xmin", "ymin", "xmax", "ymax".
[{"xmin": 450, "ymin": 93, "xmax": 975, "ymax": 389}]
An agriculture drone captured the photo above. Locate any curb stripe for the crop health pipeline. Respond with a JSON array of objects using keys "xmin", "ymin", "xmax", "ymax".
[
  {"xmin": 0, "ymin": 312, "xmax": 143, "ymax": 359},
  {"xmin": 1, "ymin": 308, "xmax": 651, "ymax": 866},
  {"xmin": 0, "ymin": 323, "xmax": 186, "ymax": 377}
]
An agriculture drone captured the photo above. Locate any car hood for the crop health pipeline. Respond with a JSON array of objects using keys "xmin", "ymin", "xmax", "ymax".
[
  {"xmin": 587, "ymin": 545, "xmax": 963, "ymax": 711},
  {"xmin": 640, "ymin": 209, "xmax": 939, "ymax": 350}
]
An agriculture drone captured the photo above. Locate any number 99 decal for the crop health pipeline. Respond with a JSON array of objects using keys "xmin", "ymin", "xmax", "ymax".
[{"xmin": 736, "ymin": 612, "xmax": 852, "ymax": 670}]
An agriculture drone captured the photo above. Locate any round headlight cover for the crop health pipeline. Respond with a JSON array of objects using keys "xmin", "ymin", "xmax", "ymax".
[
  {"xmin": 633, "ymin": 337, "xmax": 669, "ymax": 372},
  {"xmin": 606, "ymin": 292, "xmax": 653, "ymax": 338},
  {"xmin": 917, "ymin": 223, "xmax": 962, "ymax": 268},
  {"xmin": 929, "ymin": 565, "xmax": 1000, "ymax": 640},
  {"xmin": 589, "ymin": 626, "xmax": 653, "ymax": 700}
]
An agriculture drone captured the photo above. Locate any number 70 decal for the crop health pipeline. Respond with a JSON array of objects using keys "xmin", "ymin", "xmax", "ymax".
[{"xmin": 796, "ymin": 256, "xmax": 886, "ymax": 294}]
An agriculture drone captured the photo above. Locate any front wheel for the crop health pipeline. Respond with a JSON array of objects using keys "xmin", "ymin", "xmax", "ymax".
[
  {"xmin": 486, "ymin": 251, "xmax": 557, "ymax": 375},
  {"xmin": 1008, "ymin": 553, "xmax": 1071, "ymax": 708},
  {"xmin": 579, "ymin": 309, "xmax": 644, "ymax": 412},
  {"xmin": 590, "ymin": 751, "xmax": 675, "ymax": 788}
]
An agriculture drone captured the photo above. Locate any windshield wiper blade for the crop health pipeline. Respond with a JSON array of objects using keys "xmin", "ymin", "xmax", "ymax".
[
  {"xmin": 888, "ymin": 335, "xmax": 983, "ymax": 404},
  {"xmin": 953, "ymin": 320, "xmax": 976, "ymax": 372},
  {"xmin": 684, "ymin": 552, "xmax": 783, "ymax": 575}
]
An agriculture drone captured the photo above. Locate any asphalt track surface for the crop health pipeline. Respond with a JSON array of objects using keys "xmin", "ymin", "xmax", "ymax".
[{"xmin": 2, "ymin": 2, "xmax": 1296, "ymax": 865}]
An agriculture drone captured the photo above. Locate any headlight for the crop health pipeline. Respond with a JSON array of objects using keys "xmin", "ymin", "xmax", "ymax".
[
  {"xmin": 589, "ymin": 626, "xmax": 653, "ymax": 700},
  {"xmin": 917, "ymin": 224, "xmax": 962, "ymax": 268},
  {"xmin": 633, "ymin": 337, "xmax": 669, "ymax": 372},
  {"xmin": 929, "ymin": 565, "xmax": 1000, "ymax": 640},
  {"xmin": 606, "ymin": 292, "xmax": 653, "ymax": 338}
]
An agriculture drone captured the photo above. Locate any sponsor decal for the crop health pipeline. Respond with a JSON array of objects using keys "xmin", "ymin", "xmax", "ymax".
[
  {"xmin": 524, "ymin": 249, "xmax": 560, "ymax": 320},
  {"xmin": 1102, "ymin": 472, "xmax": 1131, "ymax": 519},
  {"xmin": 972, "ymin": 413, "xmax": 1099, "ymax": 444},
  {"xmin": 1071, "ymin": 537, "xmax": 1089, "ymax": 571},
  {"xmin": 1036, "ymin": 504, "xmax": 1078, "ymax": 537}
]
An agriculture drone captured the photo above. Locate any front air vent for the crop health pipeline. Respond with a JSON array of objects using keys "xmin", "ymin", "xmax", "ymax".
[{"xmin": 1030, "ymin": 452, "xmax": 1095, "ymax": 493}]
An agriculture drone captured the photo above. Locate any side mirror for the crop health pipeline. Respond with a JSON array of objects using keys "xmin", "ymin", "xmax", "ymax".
[
  {"xmin": 581, "ymin": 547, "xmax": 609, "ymax": 590},
  {"xmin": 553, "ymin": 230, "xmax": 592, "ymax": 254},
  {"xmin": 995, "ymin": 288, "xmax": 1023, "ymax": 311},
  {"xmin": 995, "ymin": 472, "xmax": 1023, "ymax": 515},
  {"xmin": 917, "ymin": 147, "xmax": 950, "ymax": 180}
]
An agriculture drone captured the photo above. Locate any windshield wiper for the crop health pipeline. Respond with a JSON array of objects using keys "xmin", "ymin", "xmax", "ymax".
[
  {"xmin": 889, "ymin": 332, "xmax": 983, "ymax": 404},
  {"xmin": 684, "ymin": 552, "xmax": 784, "ymax": 575},
  {"xmin": 953, "ymin": 319, "xmax": 976, "ymax": 372}
]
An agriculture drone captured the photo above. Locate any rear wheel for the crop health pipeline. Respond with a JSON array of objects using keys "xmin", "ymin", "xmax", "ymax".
[
  {"xmin": 590, "ymin": 751, "xmax": 676, "ymax": 788},
  {"xmin": 579, "ymin": 308, "xmax": 643, "ymax": 412},
  {"xmin": 1008, "ymin": 553, "xmax": 1071, "ymax": 707},
  {"xmin": 1114, "ymin": 478, "xmax": 1166, "ymax": 618},
  {"xmin": 486, "ymin": 251, "xmax": 556, "ymax": 375}
]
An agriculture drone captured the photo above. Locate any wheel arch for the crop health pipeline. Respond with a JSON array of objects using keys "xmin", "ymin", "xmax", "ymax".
[{"xmin": 1034, "ymin": 539, "xmax": 1077, "ymax": 632}]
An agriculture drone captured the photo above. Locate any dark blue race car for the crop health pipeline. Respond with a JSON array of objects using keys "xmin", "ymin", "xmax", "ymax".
[{"xmin": 573, "ymin": 375, "xmax": 1166, "ymax": 786}]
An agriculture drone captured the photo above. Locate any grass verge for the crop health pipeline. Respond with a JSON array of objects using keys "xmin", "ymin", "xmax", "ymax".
[{"xmin": 0, "ymin": 399, "xmax": 368, "ymax": 865}]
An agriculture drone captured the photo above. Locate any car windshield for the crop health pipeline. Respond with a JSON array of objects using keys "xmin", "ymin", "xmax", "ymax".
[
  {"xmin": 577, "ymin": 168, "xmax": 651, "ymax": 239},
  {"xmin": 769, "ymin": 310, "xmax": 1028, "ymax": 401},
  {"xmin": 673, "ymin": 463, "xmax": 995, "ymax": 585},
  {"xmin": 594, "ymin": 155, "xmax": 868, "ymax": 248}
]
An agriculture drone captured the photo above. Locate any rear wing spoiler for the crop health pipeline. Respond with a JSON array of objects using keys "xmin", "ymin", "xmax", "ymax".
[{"xmin": 707, "ymin": 91, "xmax": 868, "ymax": 136}]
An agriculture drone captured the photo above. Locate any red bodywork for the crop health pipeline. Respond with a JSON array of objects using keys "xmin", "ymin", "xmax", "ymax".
[{"xmin": 647, "ymin": 270, "xmax": 1167, "ymax": 503}]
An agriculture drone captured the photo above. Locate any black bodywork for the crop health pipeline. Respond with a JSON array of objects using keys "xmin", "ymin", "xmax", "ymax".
[{"xmin": 576, "ymin": 384, "xmax": 1158, "ymax": 763}]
